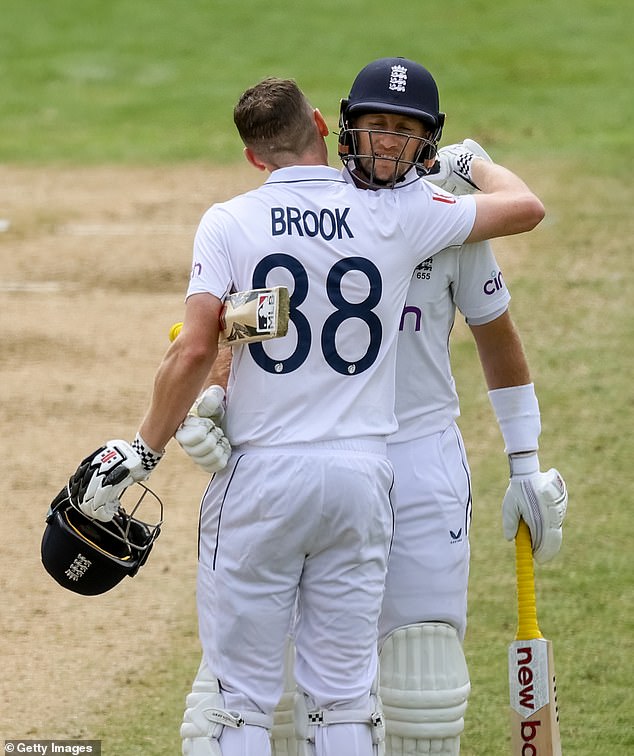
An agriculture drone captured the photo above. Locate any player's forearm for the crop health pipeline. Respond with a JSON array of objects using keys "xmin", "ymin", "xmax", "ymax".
[
  {"xmin": 467, "ymin": 160, "xmax": 545, "ymax": 241},
  {"xmin": 205, "ymin": 345, "xmax": 232, "ymax": 391},
  {"xmin": 471, "ymin": 158, "xmax": 541, "ymax": 203},
  {"xmin": 472, "ymin": 312, "xmax": 542, "ymax": 460},
  {"xmin": 470, "ymin": 311, "xmax": 531, "ymax": 390},
  {"xmin": 139, "ymin": 338, "xmax": 217, "ymax": 452}
]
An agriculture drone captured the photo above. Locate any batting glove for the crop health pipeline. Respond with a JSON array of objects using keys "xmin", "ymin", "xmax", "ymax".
[
  {"xmin": 502, "ymin": 455, "xmax": 568, "ymax": 563},
  {"xmin": 175, "ymin": 385, "xmax": 231, "ymax": 474},
  {"xmin": 175, "ymin": 416, "xmax": 231, "ymax": 474},
  {"xmin": 69, "ymin": 435, "xmax": 161, "ymax": 522},
  {"xmin": 425, "ymin": 138, "xmax": 492, "ymax": 195},
  {"xmin": 191, "ymin": 384, "xmax": 226, "ymax": 424}
]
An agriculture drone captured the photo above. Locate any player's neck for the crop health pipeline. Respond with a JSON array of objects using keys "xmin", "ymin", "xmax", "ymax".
[{"xmin": 272, "ymin": 143, "xmax": 329, "ymax": 171}]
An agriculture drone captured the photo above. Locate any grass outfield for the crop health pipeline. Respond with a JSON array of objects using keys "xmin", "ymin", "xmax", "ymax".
[
  {"xmin": 1, "ymin": 0, "xmax": 631, "ymax": 169},
  {"xmin": 1, "ymin": 0, "xmax": 632, "ymax": 753}
]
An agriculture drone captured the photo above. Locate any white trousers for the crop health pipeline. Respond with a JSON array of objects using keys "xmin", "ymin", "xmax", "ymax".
[
  {"xmin": 380, "ymin": 424, "xmax": 472, "ymax": 644},
  {"xmin": 197, "ymin": 441, "xmax": 394, "ymax": 755}
]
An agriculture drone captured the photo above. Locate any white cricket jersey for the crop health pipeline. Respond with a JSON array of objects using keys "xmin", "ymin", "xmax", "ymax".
[
  {"xmin": 187, "ymin": 165, "xmax": 476, "ymax": 447},
  {"xmin": 342, "ymin": 167, "xmax": 510, "ymax": 443}
]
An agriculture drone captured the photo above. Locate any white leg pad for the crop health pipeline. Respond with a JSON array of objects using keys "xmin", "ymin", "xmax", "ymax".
[
  {"xmin": 181, "ymin": 659, "xmax": 274, "ymax": 755},
  {"xmin": 380, "ymin": 623, "xmax": 470, "ymax": 756},
  {"xmin": 271, "ymin": 639, "xmax": 298, "ymax": 756}
]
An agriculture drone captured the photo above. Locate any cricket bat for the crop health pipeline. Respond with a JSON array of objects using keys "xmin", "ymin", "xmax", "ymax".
[
  {"xmin": 169, "ymin": 286, "xmax": 290, "ymax": 345},
  {"xmin": 509, "ymin": 520, "xmax": 562, "ymax": 755}
]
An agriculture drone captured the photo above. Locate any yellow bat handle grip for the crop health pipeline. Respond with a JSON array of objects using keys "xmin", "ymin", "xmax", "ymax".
[
  {"xmin": 169, "ymin": 322, "xmax": 183, "ymax": 342},
  {"xmin": 515, "ymin": 519, "xmax": 543, "ymax": 641}
]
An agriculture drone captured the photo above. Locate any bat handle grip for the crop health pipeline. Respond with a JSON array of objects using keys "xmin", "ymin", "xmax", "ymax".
[{"xmin": 515, "ymin": 519, "xmax": 543, "ymax": 641}]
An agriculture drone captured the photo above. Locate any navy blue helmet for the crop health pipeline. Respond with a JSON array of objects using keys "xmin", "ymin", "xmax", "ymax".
[
  {"xmin": 339, "ymin": 57, "xmax": 445, "ymax": 184},
  {"xmin": 41, "ymin": 482, "xmax": 162, "ymax": 595}
]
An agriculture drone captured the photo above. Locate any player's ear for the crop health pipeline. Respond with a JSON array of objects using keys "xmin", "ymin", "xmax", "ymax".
[
  {"xmin": 244, "ymin": 147, "xmax": 267, "ymax": 172},
  {"xmin": 314, "ymin": 109, "xmax": 329, "ymax": 138}
]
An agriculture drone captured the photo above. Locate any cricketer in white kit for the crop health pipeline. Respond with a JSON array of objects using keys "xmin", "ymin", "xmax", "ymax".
[
  {"xmin": 320, "ymin": 58, "xmax": 564, "ymax": 756},
  {"xmin": 369, "ymin": 164, "xmax": 509, "ymax": 640},
  {"xmin": 330, "ymin": 58, "xmax": 565, "ymax": 756},
  {"xmin": 176, "ymin": 77, "xmax": 545, "ymax": 756},
  {"xmin": 181, "ymin": 163, "xmax": 477, "ymax": 756}
]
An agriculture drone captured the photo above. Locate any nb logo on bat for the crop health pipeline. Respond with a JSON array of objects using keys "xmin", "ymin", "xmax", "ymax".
[
  {"xmin": 519, "ymin": 719, "xmax": 543, "ymax": 754},
  {"xmin": 509, "ymin": 640, "xmax": 550, "ymax": 716}
]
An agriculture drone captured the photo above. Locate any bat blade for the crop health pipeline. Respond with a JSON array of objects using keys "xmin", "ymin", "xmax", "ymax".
[
  {"xmin": 509, "ymin": 520, "xmax": 561, "ymax": 755},
  {"xmin": 169, "ymin": 285, "xmax": 290, "ymax": 346},
  {"xmin": 509, "ymin": 637, "xmax": 560, "ymax": 754}
]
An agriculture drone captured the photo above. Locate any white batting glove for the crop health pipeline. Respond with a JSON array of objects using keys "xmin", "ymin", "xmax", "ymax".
[
  {"xmin": 176, "ymin": 417, "xmax": 231, "ymax": 474},
  {"xmin": 69, "ymin": 436, "xmax": 160, "ymax": 522},
  {"xmin": 176, "ymin": 386, "xmax": 231, "ymax": 474},
  {"xmin": 191, "ymin": 384, "xmax": 226, "ymax": 424},
  {"xmin": 425, "ymin": 138, "xmax": 492, "ymax": 195},
  {"xmin": 175, "ymin": 416, "xmax": 231, "ymax": 474},
  {"xmin": 502, "ymin": 456, "xmax": 568, "ymax": 563}
]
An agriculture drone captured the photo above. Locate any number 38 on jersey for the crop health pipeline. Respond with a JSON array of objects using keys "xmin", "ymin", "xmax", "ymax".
[{"xmin": 250, "ymin": 253, "xmax": 383, "ymax": 376}]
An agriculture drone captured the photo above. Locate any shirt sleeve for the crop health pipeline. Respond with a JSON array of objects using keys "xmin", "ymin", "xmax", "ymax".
[
  {"xmin": 186, "ymin": 205, "xmax": 234, "ymax": 301},
  {"xmin": 397, "ymin": 183, "xmax": 477, "ymax": 262},
  {"xmin": 452, "ymin": 240, "xmax": 511, "ymax": 325}
]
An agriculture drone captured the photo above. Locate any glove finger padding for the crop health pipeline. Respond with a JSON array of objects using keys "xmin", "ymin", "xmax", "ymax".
[
  {"xmin": 193, "ymin": 385, "xmax": 226, "ymax": 424},
  {"xmin": 69, "ymin": 440, "xmax": 147, "ymax": 523},
  {"xmin": 175, "ymin": 416, "xmax": 231, "ymax": 474},
  {"xmin": 462, "ymin": 138, "xmax": 493, "ymax": 163},
  {"xmin": 502, "ymin": 469, "xmax": 568, "ymax": 563}
]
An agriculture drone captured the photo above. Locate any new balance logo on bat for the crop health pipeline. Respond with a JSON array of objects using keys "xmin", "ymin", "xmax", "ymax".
[
  {"xmin": 514, "ymin": 646, "xmax": 538, "ymax": 709},
  {"xmin": 509, "ymin": 640, "xmax": 550, "ymax": 716}
]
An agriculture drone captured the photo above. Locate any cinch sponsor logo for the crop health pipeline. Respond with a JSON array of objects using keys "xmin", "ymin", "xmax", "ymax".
[
  {"xmin": 399, "ymin": 305, "xmax": 422, "ymax": 332},
  {"xmin": 271, "ymin": 206, "xmax": 354, "ymax": 240},
  {"xmin": 519, "ymin": 719, "xmax": 542, "ymax": 754},
  {"xmin": 483, "ymin": 270, "xmax": 504, "ymax": 295},
  {"xmin": 191, "ymin": 261, "xmax": 202, "ymax": 278},
  {"xmin": 515, "ymin": 646, "xmax": 537, "ymax": 710}
]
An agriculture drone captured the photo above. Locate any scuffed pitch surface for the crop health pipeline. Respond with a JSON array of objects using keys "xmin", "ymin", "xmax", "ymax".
[{"xmin": 0, "ymin": 163, "xmax": 258, "ymax": 739}]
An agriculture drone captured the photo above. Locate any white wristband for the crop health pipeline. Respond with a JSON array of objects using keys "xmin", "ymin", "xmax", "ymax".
[
  {"xmin": 508, "ymin": 450, "xmax": 540, "ymax": 477},
  {"xmin": 488, "ymin": 383, "xmax": 541, "ymax": 455}
]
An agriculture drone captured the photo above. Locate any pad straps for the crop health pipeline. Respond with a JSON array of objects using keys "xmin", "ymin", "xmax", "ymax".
[
  {"xmin": 203, "ymin": 708, "xmax": 273, "ymax": 730},
  {"xmin": 306, "ymin": 706, "xmax": 383, "ymax": 729}
]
